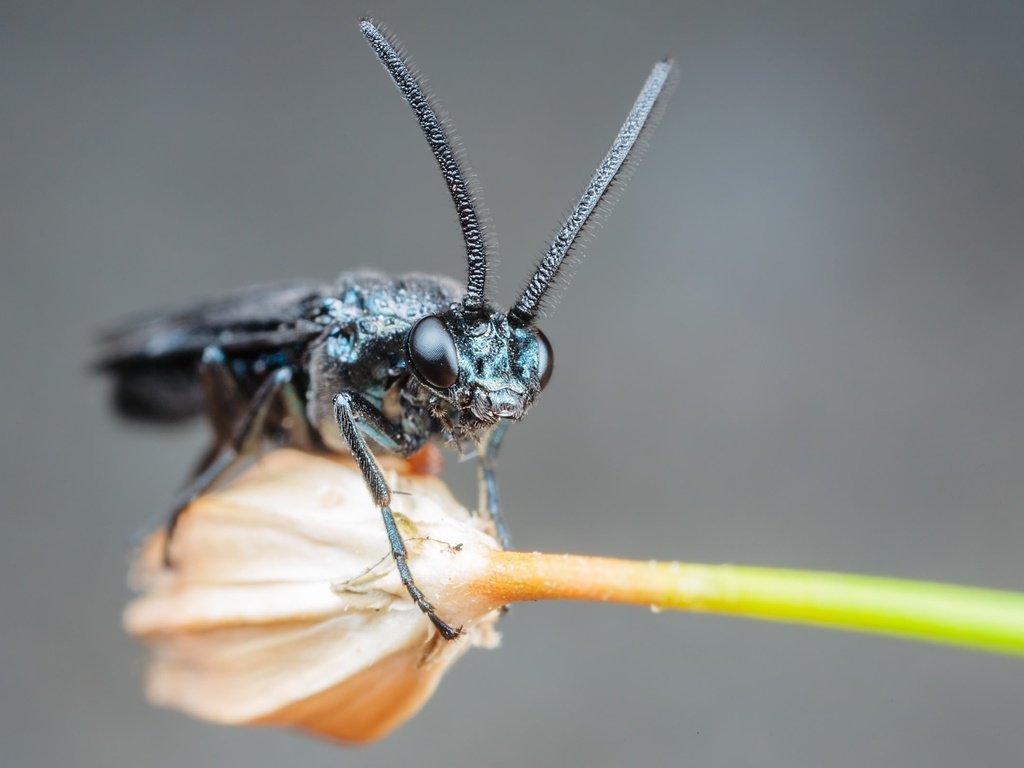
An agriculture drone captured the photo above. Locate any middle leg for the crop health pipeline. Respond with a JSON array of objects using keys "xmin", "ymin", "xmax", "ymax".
[{"xmin": 165, "ymin": 365, "xmax": 303, "ymax": 564}]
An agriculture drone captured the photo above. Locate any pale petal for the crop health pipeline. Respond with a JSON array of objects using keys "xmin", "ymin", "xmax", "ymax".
[{"xmin": 125, "ymin": 450, "xmax": 502, "ymax": 743}]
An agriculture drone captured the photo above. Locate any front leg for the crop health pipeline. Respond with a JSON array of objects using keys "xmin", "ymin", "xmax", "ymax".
[
  {"xmin": 333, "ymin": 393, "xmax": 460, "ymax": 640},
  {"xmin": 477, "ymin": 421, "xmax": 511, "ymax": 549}
]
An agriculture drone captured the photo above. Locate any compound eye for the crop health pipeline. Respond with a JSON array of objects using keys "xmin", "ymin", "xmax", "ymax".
[
  {"xmin": 408, "ymin": 316, "xmax": 459, "ymax": 389},
  {"xmin": 535, "ymin": 327, "xmax": 554, "ymax": 390}
]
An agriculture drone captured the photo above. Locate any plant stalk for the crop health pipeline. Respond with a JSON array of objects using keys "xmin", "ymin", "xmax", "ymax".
[{"xmin": 480, "ymin": 552, "xmax": 1024, "ymax": 657}]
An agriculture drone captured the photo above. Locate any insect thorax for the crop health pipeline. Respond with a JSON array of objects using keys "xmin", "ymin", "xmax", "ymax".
[{"xmin": 306, "ymin": 271, "xmax": 464, "ymax": 452}]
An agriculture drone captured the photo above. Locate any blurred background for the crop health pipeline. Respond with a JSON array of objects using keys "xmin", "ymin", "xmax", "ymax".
[{"xmin": 3, "ymin": 1, "xmax": 1023, "ymax": 765}]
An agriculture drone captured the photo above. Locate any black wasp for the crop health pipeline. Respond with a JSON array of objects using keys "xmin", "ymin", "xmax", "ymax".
[{"xmin": 99, "ymin": 18, "xmax": 674, "ymax": 639}]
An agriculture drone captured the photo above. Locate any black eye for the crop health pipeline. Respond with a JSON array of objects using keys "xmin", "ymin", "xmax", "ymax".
[
  {"xmin": 408, "ymin": 315, "xmax": 459, "ymax": 389},
  {"xmin": 535, "ymin": 328, "xmax": 553, "ymax": 390}
]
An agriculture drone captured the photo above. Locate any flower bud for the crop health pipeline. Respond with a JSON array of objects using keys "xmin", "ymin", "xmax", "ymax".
[{"xmin": 124, "ymin": 449, "xmax": 502, "ymax": 743}]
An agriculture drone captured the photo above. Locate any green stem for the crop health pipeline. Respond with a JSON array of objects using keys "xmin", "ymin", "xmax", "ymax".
[{"xmin": 483, "ymin": 553, "xmax": 1024, "ymax": 657}]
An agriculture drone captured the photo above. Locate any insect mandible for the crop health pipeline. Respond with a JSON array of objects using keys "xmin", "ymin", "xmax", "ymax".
[{"xmin": 98, "ymin": 18, "xmax": 675, "ymax": 639}]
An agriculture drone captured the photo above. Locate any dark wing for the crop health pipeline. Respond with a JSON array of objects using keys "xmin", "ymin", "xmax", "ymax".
[
  {"xmin": 97, "ymin": 281, "xmax": 328, "ymax": 368},
  {"xmin": 97, "ymin": 281, "xmax": 328, "ymax": 423}
]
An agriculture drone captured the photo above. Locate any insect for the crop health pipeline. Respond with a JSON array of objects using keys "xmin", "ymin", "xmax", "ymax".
[{"xmin": 98, "ymin": 18, "xmax": 674, "ymax": 639}]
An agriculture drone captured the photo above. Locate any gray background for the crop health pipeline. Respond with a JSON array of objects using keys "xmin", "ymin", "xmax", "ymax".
[{"xmin": 3, "ymin": 1, "xmax": 1023, "ymax": 766}]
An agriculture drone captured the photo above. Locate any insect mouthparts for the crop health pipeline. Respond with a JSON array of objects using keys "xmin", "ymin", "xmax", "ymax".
[{"xmin": 472, "ymin": 387, "xmax": 527, "ymax": 421}]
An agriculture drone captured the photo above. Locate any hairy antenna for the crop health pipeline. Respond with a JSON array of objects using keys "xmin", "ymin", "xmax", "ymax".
[
  {"xmin": 510, "ymin": 59, "xmax": 675, "ymax": 324},
  {"xmin": 359, "ymin": 18, "xmax": 490, "ymax": 310}
]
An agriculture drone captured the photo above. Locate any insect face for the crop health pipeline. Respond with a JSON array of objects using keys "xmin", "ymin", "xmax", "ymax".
[{"xmin": 407, "ymin": 305, "xmax": 553, "ymax": 432}]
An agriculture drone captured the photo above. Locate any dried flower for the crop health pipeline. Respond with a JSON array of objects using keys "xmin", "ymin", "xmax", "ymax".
[
  {"xmin": 125, "ymin": 449, "xmax": 502, "ymax": 743},
  {"xmin": 125, "ymin": 449, "xmax": 1024, "ymax": 744}
]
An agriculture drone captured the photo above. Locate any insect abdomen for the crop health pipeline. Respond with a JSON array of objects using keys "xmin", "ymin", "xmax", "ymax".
[{"xmin": 107, "ymin": 360, "xmax": 206, "ymax": 423}]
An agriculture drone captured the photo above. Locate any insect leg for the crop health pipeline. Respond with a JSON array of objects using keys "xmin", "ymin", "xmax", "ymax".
[
  {"xmin": 186, "ymin": 347, "xmax": 245, "ymax": 480},
  {"xmin": 477, "ymin": 421, "xmax": 511, "ymax": 549},
  {"xmin": 197, "ymin": 346, "xmax": 243, "ymax": 444},
  {"xmin": 342, "ymin": 392, "xmax": 422, "ymax": 457},
  {"xmin": 164, "ymin": 366, "xmax": 297, "ymax": 564},
  {"xmin": 333, "ymin": 392, "xmax": 460, "ymax": 640}
]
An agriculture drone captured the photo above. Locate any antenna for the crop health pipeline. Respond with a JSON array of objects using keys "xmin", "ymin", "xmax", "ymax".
[
  {"xmin": 360, "ymin": 18, "xmax": 490, "ymax": 310},
  {"xmin": 510, "ymin": 59, "xmax": 675, "ymax": 324}
]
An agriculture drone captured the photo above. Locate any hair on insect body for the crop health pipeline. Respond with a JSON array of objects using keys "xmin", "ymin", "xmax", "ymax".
[{"xmin": 98, "ymin": 18, "xmax": 675, "ymax": 640}]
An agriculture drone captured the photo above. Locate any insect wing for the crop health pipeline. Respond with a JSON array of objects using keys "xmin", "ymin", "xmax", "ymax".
[{"xmin": 97, "ymin": 281, "xmax": 327, "ymax": 368}]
